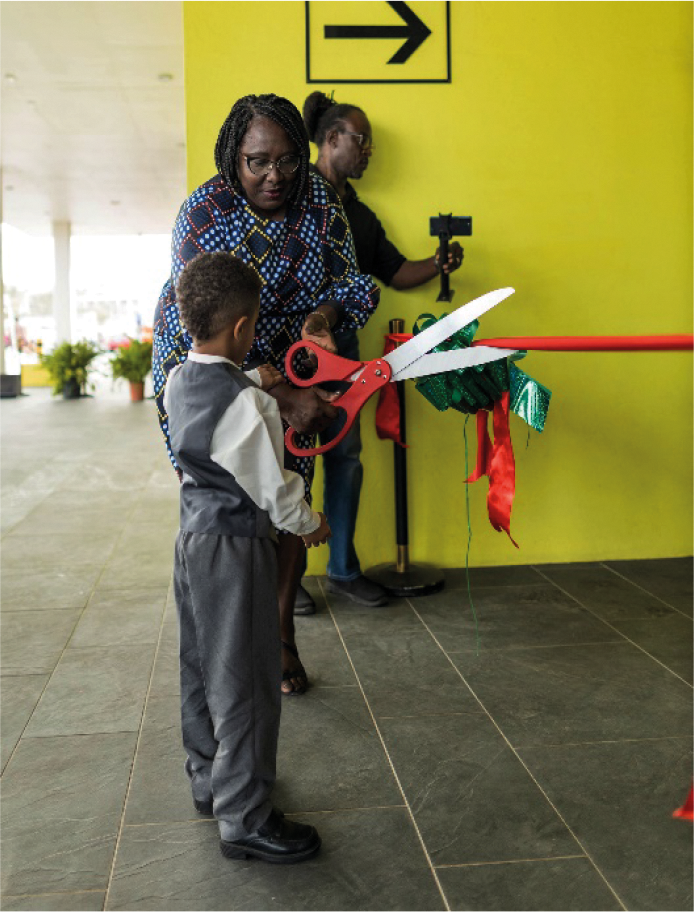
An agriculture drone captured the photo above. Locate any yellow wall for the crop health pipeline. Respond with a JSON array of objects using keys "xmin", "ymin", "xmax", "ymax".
[{"xmin": 183, "ymin": 1, "xmax": 693, "ymax": 570}]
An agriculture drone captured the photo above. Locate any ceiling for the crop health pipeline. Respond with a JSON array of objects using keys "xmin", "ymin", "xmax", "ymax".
[{"xmin": 0, "ymin": 0, "xmax": 186, "ymax": 237}]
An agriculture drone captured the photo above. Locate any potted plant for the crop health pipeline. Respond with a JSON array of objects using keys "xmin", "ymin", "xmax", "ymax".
[
  {"xmin": 110, "ymin": 338, "xmax": 153, "ymax": 402},
  {"xmin": 40, "ymin": 340, "xmax": 101, "ymax": 399}
]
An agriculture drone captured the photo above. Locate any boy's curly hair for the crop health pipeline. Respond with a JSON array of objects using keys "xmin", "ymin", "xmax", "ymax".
[{"xmin": 176, "ymin": 253, "xmax": 262, "ymax": 342}]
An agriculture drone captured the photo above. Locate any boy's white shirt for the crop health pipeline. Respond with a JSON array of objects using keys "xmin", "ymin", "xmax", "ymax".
[{"xmin": 164, "ymin": 353, "xmax": 320, "ymax": 536}]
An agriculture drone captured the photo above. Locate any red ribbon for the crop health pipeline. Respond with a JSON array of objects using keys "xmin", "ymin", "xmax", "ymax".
[
  {"xmin": 474, "ymin": 335, "xmax": 694, "ymax": 352},
  {"xmin": 375, "ymin": 331, "xmax": 692, "ymax": 544},
  {"xmin": 375, "ymin": 333, "xmax": 413, "ymax": 446},
  {"xmin": 466, "ymin": 391, "xmax": 519, "ymax": 547}
]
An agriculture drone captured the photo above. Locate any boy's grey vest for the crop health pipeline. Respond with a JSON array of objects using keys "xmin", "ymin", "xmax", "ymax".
[{"xmin": 167, "ymin": 360, "xmax": 274, "ymax": 538}]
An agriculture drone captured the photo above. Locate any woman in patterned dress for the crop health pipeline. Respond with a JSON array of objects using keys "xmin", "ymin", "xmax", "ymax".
[{"xmin": 153, "ymin": 94, "xmax": 380, "ymax": 695}]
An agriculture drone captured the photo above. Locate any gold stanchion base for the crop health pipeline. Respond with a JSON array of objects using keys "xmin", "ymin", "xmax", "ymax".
[{"xmin": 366, "ymin": 562, "xmax": 445, "ymax": 598}]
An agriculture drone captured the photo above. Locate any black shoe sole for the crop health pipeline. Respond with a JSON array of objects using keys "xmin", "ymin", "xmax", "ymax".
[
  {"xmin": 325, "ymin": 580, "xmax": 388, "ymax": 607},
  {"xmin": 193, "ymin": 798, "xmax": 213, "ymax": 816},
  {"xmin": 220, "ymin": 835, "xmax": 321, "ymax": 864}
]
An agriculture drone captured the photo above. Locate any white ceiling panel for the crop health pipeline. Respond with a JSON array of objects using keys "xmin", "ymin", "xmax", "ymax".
[{"xmin": 1, "ymin": 0, "xmax": 186, "ymax": 236}]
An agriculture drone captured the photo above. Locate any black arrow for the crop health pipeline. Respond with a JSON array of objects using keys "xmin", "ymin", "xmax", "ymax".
[{"xmin": 324, "ymin": 1, "xmax": 432, "ymax": 65}]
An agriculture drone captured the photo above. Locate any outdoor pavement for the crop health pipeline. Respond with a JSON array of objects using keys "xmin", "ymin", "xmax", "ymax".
[{"xmin": 1, "ymin": 388, "xmax": 692, "ymax": 911}]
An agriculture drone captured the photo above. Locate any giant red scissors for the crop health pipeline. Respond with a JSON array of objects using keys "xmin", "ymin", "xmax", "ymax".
[{"xmin": 284, "ymin": 288, "xmax": 519, "ymax": 457}]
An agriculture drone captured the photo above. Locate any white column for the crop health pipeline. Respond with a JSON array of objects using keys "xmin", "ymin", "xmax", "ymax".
[{"xmin": 53, "ymin": 220, "xmax": 72, "ymax": 344}]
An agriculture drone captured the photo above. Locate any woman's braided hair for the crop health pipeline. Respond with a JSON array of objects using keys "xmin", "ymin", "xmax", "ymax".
[
  {"xmin": 302, "ymin": 91, "xmax": 363, "ymax": 147},
  {"xmin": 214, "ymin": 94, "xmax": 310, "ymax": 207}
]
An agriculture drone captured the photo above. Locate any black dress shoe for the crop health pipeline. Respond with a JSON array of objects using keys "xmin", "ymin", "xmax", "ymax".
[
  {"xmin": 325, "ymin": 575, "xmax": 388, "ymax": 607},
  {"xmin": 220, "ymin": 809, "xmax": 321, "ymax": 864},
  {"xmin": 294, "ymin": 583, "xmax": 316, "ymax": 616}
]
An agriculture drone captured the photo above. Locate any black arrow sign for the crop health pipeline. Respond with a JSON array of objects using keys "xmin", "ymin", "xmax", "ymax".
[{"xmin": 324, "ymin": 1, "xmax": 432, "ymax": 65}]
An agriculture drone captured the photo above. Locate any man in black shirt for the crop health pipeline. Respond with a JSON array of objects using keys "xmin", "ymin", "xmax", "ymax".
[{"xmin": 297, "ymin": 92, "xmax": 463, "ymax": 611}]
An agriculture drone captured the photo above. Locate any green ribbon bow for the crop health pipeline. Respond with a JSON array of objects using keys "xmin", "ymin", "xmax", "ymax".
[{"xmin": 412, "ymin": 313, "xmax": 551, "ymax": 432}]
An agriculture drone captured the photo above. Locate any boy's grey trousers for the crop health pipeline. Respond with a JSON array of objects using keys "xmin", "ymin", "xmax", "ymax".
[{"xmin": 173, "ymin": 531, "xmax": 281, "ymax": 841}]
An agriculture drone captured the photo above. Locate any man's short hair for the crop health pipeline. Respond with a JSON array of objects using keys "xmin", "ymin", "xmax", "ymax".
[{"xmin": 176, "ymin": 252, "xmax": 262, "ymax": 342}]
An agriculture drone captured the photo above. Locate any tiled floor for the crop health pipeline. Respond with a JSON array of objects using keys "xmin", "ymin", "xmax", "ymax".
[{"xmin": 1, "ymin": 389, "xmax": 692, "ymax": 911}]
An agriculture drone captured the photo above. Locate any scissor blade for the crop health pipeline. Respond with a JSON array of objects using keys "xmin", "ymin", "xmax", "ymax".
[
  {"xmin": 383, "ymin": 287, "xmax": 515, "ymax": 377},
  {"xmin": 393, "ymin": 346, "xmax": 519, "ymax": 380}
]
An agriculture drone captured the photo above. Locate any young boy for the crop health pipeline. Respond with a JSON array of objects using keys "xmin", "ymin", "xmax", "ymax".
[{"xmin": 164, "ymin": 251, "xmax": 330, "ymax": 864}]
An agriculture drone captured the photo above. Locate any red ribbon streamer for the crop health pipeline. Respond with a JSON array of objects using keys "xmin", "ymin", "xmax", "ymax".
[
  {"xmin": 465, "ymin": 392, "xmax": 519, "ymax": 547},
  {"xmin": 673, "ymin": 785, "xmax": 694, "ymax": 822},
  {"xmin": 375, "ymin": 334, "xmax": 413, "ymax": 446}
]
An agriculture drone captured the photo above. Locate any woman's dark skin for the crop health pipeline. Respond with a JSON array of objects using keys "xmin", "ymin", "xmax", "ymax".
[
  {"xmin": 315, "ymin": 110, "xmax": 464, "ymax": 288},
  {"xmin": 237, "ymin": 115, "xmax": 339, "ymax": 693}
]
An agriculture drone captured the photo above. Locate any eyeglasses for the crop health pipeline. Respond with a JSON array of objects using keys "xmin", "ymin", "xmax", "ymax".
[
  {"xmin": 340, "ymin": 131, "xmax": 375, "ymax": 151},
  {"xmin": 243, "ymin": 155, "xmax": 301, "ymax": 177}
]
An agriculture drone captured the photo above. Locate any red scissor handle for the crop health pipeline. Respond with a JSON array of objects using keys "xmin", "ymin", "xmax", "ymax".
[
  {"xmin": 284, "ymin": 342, "xmax": 392, "ymax": 457},
  {"xmin": 284, "ymin": 339, "xmax": 364, "ymax": 387}
]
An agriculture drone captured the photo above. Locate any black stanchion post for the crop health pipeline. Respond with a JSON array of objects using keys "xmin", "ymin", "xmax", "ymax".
[{"xmin": 366, "ymin": 319, "xmax": 444, "ymax": 597}]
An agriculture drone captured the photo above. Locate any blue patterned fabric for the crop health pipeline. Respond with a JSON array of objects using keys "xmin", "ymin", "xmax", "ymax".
[{"xmin": 153, "ymin": 171, "xmax": 380, "ymax": 494}]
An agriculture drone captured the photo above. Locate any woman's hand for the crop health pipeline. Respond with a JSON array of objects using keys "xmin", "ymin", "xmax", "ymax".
[
  {"xmin": 301, "ymin": 311, "xmax": 337, "ymax": 354},
  {"xmin": 269, "ymin": 383, "xmax": 339, "ymax": 435}
]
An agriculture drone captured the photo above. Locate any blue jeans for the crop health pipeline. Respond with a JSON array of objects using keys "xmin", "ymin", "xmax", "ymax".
[{"xmin": 319, "ymin": 330, "xmax": 363, "ymax": 582}]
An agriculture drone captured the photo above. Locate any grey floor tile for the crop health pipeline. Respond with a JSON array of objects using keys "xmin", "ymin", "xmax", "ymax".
[
  {"xmin": 342, "ymin": 630, "xmax": 483, "ymax": 719},
  {"xmin": 147, "ymin": 621, "xmax": 180, "ymax": 698},
  {"xmin": 0, "ymin": 463, "xmax": 83, "ymax": 534},
  {"xmin": 534, "ymin": 562, "xmax": 682, "ymax": 623},
  {"xmin": 437, "ymin": 857, "xmax": 621, "ymax": 911},
  {"xmin": 69, "ymin": 589, "xmax": 166, "ymax": 649},
  {"xmin": 298, "ymin": 575, "xmax": 327, "ymax": 614},
  {"xmin": 450, "ymin": 643, "xmax": 693, "ymax": 746},
  {"xmin": 443, "ymin": 564, "xmax": 545, "ymax": 590},
  {"xmin": 1, "ymin": 891, "xmax": 105, "ymax": 911},
  {"xmin": 518, "ymin": 738, "xmax": 693, "ymax": 911},
  {"xmin": 123, "ymin": 692, "xmax": 192, "ymax": 826},
  {"xmin": 292, "ymin": 615, "xmax": 358, "ymax": 688},
  {"xmin": 99, "ymin": 544, "xmax": 175, "ymax": 589},
  {"xmin": 107, "ymin": 522, "xmax": 178, "ymax": 564},
  {"xmin": 1, "ymin": 532, "xmax": 118, "ymax": 573},
  {"xmin": 1, "ymin": 732, "xmax": 137, "ymax": 897},
  {"xmin": 378, "ymin": 714, "xmax": 577, "ymax": 866},
  {"xmin": 146, "ymin": 465, "xmax": 183, "ymax": 490},
  {"xmin": 162, "ymin": 584, "xmax": 177, "ymax": 625},
  {"xmin": 128, "ymin": 494, "xmax": 178, "ymax": 527},
  {"xmin": 58, "ymin": 461, "xmax": 157, "ymax": 493},
  {"xmin": 328, "ymin": 595, "xmax": 426, "ymax": 638},
  {"xmin": 609, "ymin": 612, "xmax": 693, "ymax": 684},
  {"xmin": 0, "ymin": 675, "xmax": 49, "ymax": 773},
  {"xmin": 107, "ymin": 808, "xmax": 445, "ymax": 911},
  {"xmin": 7, "ymin": 488, "xmax": 138, "ymax": 537},
  {"xmin": 1, "ymin": 567, "xmax": 100, "ymax": 612},
  {"xmin": 414, "ymin": 584, "xmax": 620, "ymax": 653},
  {"xmin": 24, "ymin": 643, "xmax": 156, "ymax": 736},
  {"xmin": 604, "ymin": 557, "xmax": 693, "ymax": 616},
  {"xmin": 1, "ymin": 609, "xmax": 81, "ymax": 675},
  {"xmin": 275, "ymin": 687, "xmax": 402, "ymax": 813}
]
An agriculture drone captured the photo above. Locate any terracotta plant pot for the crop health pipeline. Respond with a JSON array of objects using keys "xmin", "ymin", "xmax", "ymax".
[{"xmin": 129, "ymin": 381, "xmax": 145, "ymax": 402}]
